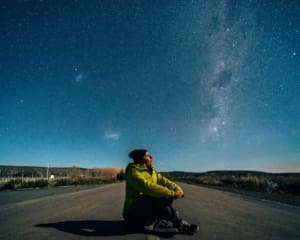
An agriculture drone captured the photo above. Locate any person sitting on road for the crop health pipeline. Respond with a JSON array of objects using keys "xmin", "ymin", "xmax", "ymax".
[{"xmin": 122, "ymin": 149, "xmax": 199, "ymax": 234}]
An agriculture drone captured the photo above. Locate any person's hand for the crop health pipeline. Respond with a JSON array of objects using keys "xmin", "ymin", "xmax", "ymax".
[{"xmin": 174, "ymin": 191, "xmax": 184, "ymax": 199}]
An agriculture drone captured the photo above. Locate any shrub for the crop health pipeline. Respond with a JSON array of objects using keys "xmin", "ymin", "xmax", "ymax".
[
  {"xmin": 1, "ymin": 179, "xmax": 22, "ymax": 190},
  {"xmin": 276, "ymin": 177, "xmax": 300, "ymax": 195},
  {"xmin": 220, "ymin": 176, "xmax": 237, "ymax": 187},
  {"xmin": 196, "ymin": 176, "xmax": 220, "ymax": 185},
  {"xmin": 52, "ymin": 177, "xmax": 104, "ymax": 187},
  {"xmin": 235, "ymin": 176, "xmax": 268, "ymax": 191},
  {"xmin": 1, "ymin": 179, "xmax": 49, "ymax": 190},
  {"xmin": 117, "ymin": 170, "xmax": 125, "ymax": 181},
  {"xmin": 52, "ymin": 178, "xmax": 74, "ymax": 187},
  {"xmin": 1, "ymin": 175, "xmax": 117, "ymax": 191},
  {"xmin": 30, "ymin": 179, "xmax": 48, "ymax": 188}
]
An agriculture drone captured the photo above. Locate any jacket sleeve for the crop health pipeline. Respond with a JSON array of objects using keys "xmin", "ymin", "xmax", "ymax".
[
  {"xmin": 156, "ymin": 172, "xmax": 184, "ymax": 194},
  {"xmin": 127, "ymin": 168, "xmax": 175, "ymax": 198}
]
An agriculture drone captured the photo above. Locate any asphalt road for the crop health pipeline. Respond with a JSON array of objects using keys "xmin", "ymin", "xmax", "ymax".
[{"xmin": 0, "ymin": 182, "xmax": 300, "ymax": 240}]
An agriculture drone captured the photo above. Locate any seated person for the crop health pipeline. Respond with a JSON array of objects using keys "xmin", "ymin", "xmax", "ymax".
[{"xmin": 123, "ymin": 149, "xmax": 199, "ymax": 234}]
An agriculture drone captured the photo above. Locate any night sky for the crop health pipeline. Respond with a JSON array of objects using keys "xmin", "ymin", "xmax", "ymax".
[{"xmin": 1, "ymin": 0, "xmax": 299, "ymax": 172}]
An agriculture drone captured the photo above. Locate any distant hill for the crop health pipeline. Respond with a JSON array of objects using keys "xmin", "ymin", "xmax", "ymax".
[{"xmin": 164, "ymin": 170, "xmax": 300, "ymax": 178}]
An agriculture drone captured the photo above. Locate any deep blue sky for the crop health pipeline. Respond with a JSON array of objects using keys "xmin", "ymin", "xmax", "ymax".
[{"xmin": 1, "ymin": 0, "xmax": 299, "ymax": 172}]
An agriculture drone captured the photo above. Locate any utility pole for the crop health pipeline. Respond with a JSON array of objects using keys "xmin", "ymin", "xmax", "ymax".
[{"xmin": 46, "ymin": 163, "xmax": 49, "ymax": 180}]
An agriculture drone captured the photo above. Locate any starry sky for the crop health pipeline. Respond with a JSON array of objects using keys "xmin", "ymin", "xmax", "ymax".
[{"xmin": 0, "ymin": 0, "xmax": 299, "ymax": 172}]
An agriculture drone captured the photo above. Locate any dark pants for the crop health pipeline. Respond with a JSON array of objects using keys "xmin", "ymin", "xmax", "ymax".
[{"xmin": 124, "ymin": 196, "xmax": 179, "ymax": 230}]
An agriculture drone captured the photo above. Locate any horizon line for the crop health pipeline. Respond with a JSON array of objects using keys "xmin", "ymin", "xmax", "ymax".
[{"xmin": 0, "ymin": 164, "xmax": 299, "ymax": 174}]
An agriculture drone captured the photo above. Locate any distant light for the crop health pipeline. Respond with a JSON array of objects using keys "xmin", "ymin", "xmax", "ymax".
[
  {"xmin": 292, "ymin": 52, "xmax": 296, "ymax": 56},
  {"xmin": 75, "ymin": 74, "xmax": 83, "ymax": 82}
]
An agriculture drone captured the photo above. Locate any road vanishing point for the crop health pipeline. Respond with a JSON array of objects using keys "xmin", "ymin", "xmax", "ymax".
[{"xmin": 0, "ymin": 182, "xmax": 300, "ymax": 240}]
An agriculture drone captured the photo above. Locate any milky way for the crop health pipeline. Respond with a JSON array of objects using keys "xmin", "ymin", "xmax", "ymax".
[{"xmin": 199, "ymin": 1, "xmax": 255, "ymax": 141}]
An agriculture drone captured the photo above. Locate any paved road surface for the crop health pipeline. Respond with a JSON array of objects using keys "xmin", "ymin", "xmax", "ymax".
[{"xmin": 1, "ymin": 182, "xmax": 300, "ymax": 240}]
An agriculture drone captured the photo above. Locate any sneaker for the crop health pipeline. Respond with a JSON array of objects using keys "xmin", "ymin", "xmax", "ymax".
[
  {"xmin": 152, "ymin": 219, "xmax": 179, "ymax": 234},
  {"xmin": 178, "ymin": 219, "xmax": 199, "ymax": 234},
  {"xmin": 143, "ymin": 221, "xmax": 155, "ymax": 231}
]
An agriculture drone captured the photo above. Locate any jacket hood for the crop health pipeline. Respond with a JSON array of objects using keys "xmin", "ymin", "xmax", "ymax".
[{"xmin": 125, "ymin": 162, "xmax": 151, "ymax": 176}]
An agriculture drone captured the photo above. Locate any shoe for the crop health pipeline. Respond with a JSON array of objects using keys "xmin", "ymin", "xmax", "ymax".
[
  {"xmin": 152, "ymin": 219, "xmax": 179, "ymax": 234},
  {"xmin": 177, "ymin": 219, "xmax": 199, "ymax": 234},
  {"xmin": 143, "ymin": 222, "xmax": 155, "ymax": 231}
]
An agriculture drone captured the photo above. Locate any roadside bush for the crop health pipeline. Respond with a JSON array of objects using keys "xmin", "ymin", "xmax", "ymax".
[
  {"xmin": 276, "ymin": 177, "xmax": 300, "ymax": 195},
  {"xmin": 21, "ymin": 179, "xmax": 48, "ymax": 189},
  {"xmin": 117, "ymin": 170, "xmax": 125, "ymax": 181},
  {"xmin": 196, "ymin": 176, "xmax": 220, "ymax": 186},
  {"xmin": 238, "ymin": 176, "xmax": 259, "ymax": 190},
  {"xmin": 1, "ymin": 179, "xmax": 23, "ymax": 190},
  {"xmin": 1, "ymin": 179, "xmax": 49, "ymax": 190},
  {"xmin": 52, "ymin": 178, "xmax": 74, "ymax": 187},
  {"xmin": 236, "ymin": 176, "xmax": 268, "ymax": 191},
  {"xmin": 31, "ymin": 179, "xmax": 48, "ymax": 188},
  {"xmin": 1, "ymin": 175, "xmax": 117, "ymax": 191},
  {"xmin": 220, "ymin": 176, "xmax": 237, "ymax": 187},
  {"xmin": 283, "ymin": 183, "xmax": 300, "ymax": 195},
  {"xmin": 52, "ymin": 177, "xmax": 104, "ymax": 187},
  {"xmin": 75, "ymin": 177, "xmax": 103, "ymax": 185}
]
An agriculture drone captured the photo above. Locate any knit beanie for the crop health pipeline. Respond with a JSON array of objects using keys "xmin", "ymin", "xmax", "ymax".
[{"xmin": 128, "ymin": 149, "xmax": 147, "ymax": 163}]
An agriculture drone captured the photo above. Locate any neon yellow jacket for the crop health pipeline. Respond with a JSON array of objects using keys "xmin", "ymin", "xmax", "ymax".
[{"xmin": 123, "ymin": 163, "xmax": 184, "ymax": 218}]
